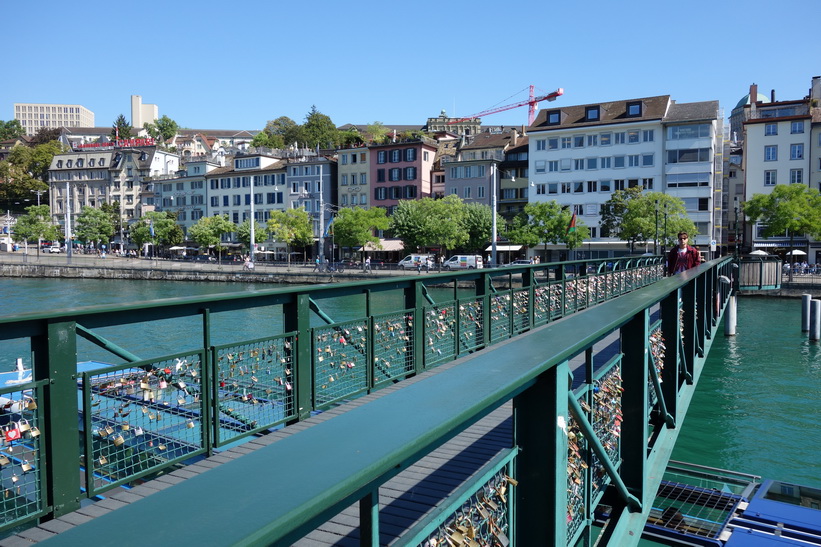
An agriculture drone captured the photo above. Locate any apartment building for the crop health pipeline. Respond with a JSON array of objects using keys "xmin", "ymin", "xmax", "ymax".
[
  {"xmin": 528, "ymin": 95, "xmax": 722, "ymax": 259},
  {"xmin": 153, "ymin": 159, "xmax": 221, "ymax": 235},
  {"xmin": 337, "ymin": 146, "xmax": 370, "ymax": 209},
  {"xmin": 14, "ymin": 103, "xmax": 94, "ymax": 136},
  {"xmin": 369, "ymin": 137, "xmax": 437, "ymax": 214}
]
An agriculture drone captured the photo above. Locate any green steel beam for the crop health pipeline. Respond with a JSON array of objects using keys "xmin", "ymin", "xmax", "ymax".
[{"xmin": 75, "ymin": 324, "xmax": 141, "ymax": 363}]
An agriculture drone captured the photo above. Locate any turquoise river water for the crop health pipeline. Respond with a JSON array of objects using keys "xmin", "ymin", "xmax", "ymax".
[{"xmin": 1, "ymin": 278, "xmax": 819, "ymax": 488}]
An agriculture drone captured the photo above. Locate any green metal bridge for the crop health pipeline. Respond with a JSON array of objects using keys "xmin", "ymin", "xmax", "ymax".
[{"xmin": 0, "ymin": 256, "xmax": 766, "ymax": 545}]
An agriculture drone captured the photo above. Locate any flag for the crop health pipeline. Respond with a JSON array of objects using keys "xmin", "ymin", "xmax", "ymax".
[
  {"xmin": 566, "ymin": 213, "xmax": 577, "ymax": 235},
  {"xmin": 149, "ymin": 220, "xmax": 155, "ymax": 238},
  {"xmin": 323, "ymin": 216, "xmax": 334, "ymax": 237}
]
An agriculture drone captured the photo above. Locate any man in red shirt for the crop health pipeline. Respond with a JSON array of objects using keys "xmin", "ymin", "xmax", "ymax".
[{"xmin": 667, "ymin": 231, "xmax": 701, "ymax": 275}]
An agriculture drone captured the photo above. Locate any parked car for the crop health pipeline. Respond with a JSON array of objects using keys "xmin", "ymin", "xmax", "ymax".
[
  {"xmin": 397, "ymin": 255, "xmax": 434, "ymax": 270},
  {"xmin": 507, "ymin": 260, "xmax": 532, "ymax": 266},
  {"xmin": 48, "ymin": 246, "xmax": 62, "ymax": 253},
  {"xmin": 443, "ymin": 255, "xmax": 483, "ymax": 270}
]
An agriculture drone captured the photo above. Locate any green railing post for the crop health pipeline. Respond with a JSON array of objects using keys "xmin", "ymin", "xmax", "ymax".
[
  {"xmin": 284, "ymin": 293, "xmax": 312, "ymax": 422},
  {"xmin": 34, "ymin": 320, "xmax": 81, "ymax": 517},
  {"xmin": 680, "ymin": 281, "xmax": 697, "ymax": 384},
  {"xmin": 478, "ymin": 274, "xmax": 492, "ymax": 348},
  {"xmin": 201, "ymin": 308, "xmax": 213, "ymax": 455},
  {"xmin": 406, "ymin": 282, "xmax": 426, "ymax": 374},
  {"xmin": 513, "ymin": 361, "xmax": 569, "ymax": 546},
  {"xmin": 359, "ymin": 488, "xmax": 379, "ymax": 547},
  {"xmin": 620, "ymin": 310, "xmax": 649, "ymax": 510},
  {"xmin": 660, "ymin": 291, "xmax": 681, "ymax": 421}
]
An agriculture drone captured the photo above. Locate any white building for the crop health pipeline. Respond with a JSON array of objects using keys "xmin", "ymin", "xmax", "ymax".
[
  {"xmin": 14, "ymin": 103, "xmax": 94, "ymax": 136},
  {"xmin": 131, "ymin": 95, "xmax": 158, "ymax": 132},
  {"xmin": 528, "ymin": 95, "xmax": 721, "ymax": 259}
]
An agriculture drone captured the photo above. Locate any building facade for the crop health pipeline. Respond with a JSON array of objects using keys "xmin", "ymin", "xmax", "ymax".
[
  {"xmin": 14, "ymin": 103, "xmax": 94, "ymax": 136},
  {"xmin": 337, "ymin": 146, "xmax": 370, "ymax": 209},
  {"xmin": 369, "ymin": 138, "xmax": 437, "ymax": 214}
]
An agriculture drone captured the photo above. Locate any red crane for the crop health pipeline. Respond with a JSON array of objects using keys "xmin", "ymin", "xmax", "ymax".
[{"xmin": 447, "ymin": 85, "xmax": 564, "ymax": 126}]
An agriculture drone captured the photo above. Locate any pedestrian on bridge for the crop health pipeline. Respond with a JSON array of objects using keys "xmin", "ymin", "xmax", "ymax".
[{"xmin": 667, "ymin": 232, "xmax": 701, "ymax": 276}]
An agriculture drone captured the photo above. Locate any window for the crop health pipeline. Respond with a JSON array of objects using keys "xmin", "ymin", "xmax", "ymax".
[
  {"xmin": 535, "ymin": 184, "xmax": 546, "ymax": 195},
  {"xmin": 642, "ymin": 178, "xmax": 654, "ymax": 190},
  {"xmin": 341, "ymin": 195, "xmax": 348, "ymax": 206},
  {"xmin": 548, "ymin": 138, "xmax": 559, "ymax": 150},
  {"xmin": 463, "ymin": 186, "xmax": 471, "ymax": 199},
  {"xmin": 614, "ymin": 156, "xmax": 625, "ymax": 168},
  {"xmin": 211, "ymin": 196, "xmax": 219, "ymax": 207},
  {"xmin": 404, "ymin": 148, "xmax": 416, "ymax": 162},
  {"xmin": 587, "ymin": 180, "xmax": 598, "ymax": 192},
  {"xmin": 404, "ymin": 167, "xmax": 417, "ymax": 180},
  {"xmin": 585, "ymin": 106, "xmax": 600, "ymax": 121},
  {"xmin": 791, "ymin": 121, "xmax": 804, "ymax": 134},
  {"xmin": 377, "ymin": 169, "xmax": 385, "ymax": 182},
  {"xmin": 600, "ymin": 180, "xmax": 611, "ymax": 192},
  {"xmin": 536, "ymin": 139, "xmax": 546, "ymax": 151},
  {"xmin": 547, "ymin": 110, "xmax": 560, "ymax": 125},
  {"xmin": 764, "ymin": 170, "xmax": 777, "ymax": 186},
  {"xmin": 765, "ymin": 123, "xmax": 778, "ymax": 136},
  {"xmin": 668, "ymin": 148, "xmax": 711, "ymax": 163},
  {"xmin": 790, "ymin": 143, "xmax": 803, "ymax": 160},
  {"xmin": 548, "ymin": 160, "xmax": 559, "ymax": 172},
  {"xmin": 561, "ymin": 137, "xmax": 572, "ymax": 149},
  {"xmin": 573, "ymin": 135, "xmax": 585, "ymax": 148},
  {"xmin": 390, "ymin": 150, "xmax": 401, "ymax": 163},
  {"xmin": 614, "ymin": 179, "xmax": 625, "ymax": 191},
  {"xmin": 627, "ymin": 130, "xmax": 639, "ymax": 144},
  {"xmin": 560, "ymin": 158, "xmax": 572, "ymax": 171},
  {"xmin": 548, "ymin": 183, "xmax": 558, "ymax": 194},
  {"xmin": 340, "ymin": 154, "xmax": 348, "ymax": 165},
  {"xmin": 477, "ymin": 186, "xmax": 485, "ymax": 199},
  {"xmin": 56, "ymin": 160, "xmax": 63, "ymax": 168},
  {"xmin": 222, "ymin": 195, "xmax": 229, "ymax": 206},
  {"xmin": 360, "ymin": 173, "xmax": 367, "ymax": 185},
  {"xmin": 586, "ymin": 158, "xmax": 597, "ymax": 170},
  {"xmin": 600, "ymin": 157, "xmax": 611, "ymax": 169},
  {"xmin": 389, "ymin": 168, "xmax": 401, "ymax": 181},
  {"xmin": 377, "ymin": 151, "xmax": 387, "ymax": 164},
  {"xmin": 374, "ymin": 187, "xmax": 386, "ymax": 200},
  {"xmin": 643, "ymin": 130, "xmax": 654, "ymax": 142},
  {"xmin": 561, "ymin": 182, "xmax": 571, "ymax": 194},
  {"xmin": 626, "ymin": 101, "xmax": 642, "ymax": 117},
  {"xmin": 642, "ymin": 153, "xmax": 654, "ymax": 167},
  {"xmin": 574, "ymin": 159, "xmax": 584, "ymax": 170},
  {"xmin": 341, "ymin": 174, "xmax": 348, "ymax": 186},
  {"xmin": 587, "ymin": 135, "xmax": 598, "ymax": 147},
  {"xmin": 600, "ymin": 133, "xmax": 611, "ymax": 146},
  {"xmin": 573, "ymin": 181, "xmax": 584, "ymax": 193},
  {"xmin": 614, "ymin": 132, "xmax": 625, "ymax": 144},
  {"xmin": 191, "ymin": 181, "xmax": 203, "ymax": 190},
  {"xmin": 764, "ymin": 145, "xmax": 778, "ymax": 161},
  {"xmin": 628, "ymin": 155, "xmax": 640, "ymax": 167},
  {"xmin": 790, "ymin": 169, "xmax": 803, "ymax": 184},
  {"xmin": 233, "ymin": 195, "xmax": 241, "ymax": 206},
  {"xmin": 535, "ymin": 161, "xmax": 546, "ymax": 174}
]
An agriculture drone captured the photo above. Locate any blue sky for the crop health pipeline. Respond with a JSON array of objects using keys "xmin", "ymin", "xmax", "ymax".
[{"xmin": 3, "ymin": 0, "xmax": 819, "ymax": 132}]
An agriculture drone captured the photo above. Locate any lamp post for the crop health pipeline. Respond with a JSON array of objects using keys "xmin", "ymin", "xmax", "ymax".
[
  {"xmin": 490, "ymin": 160, "xmax": 498, "ymax": 267},
  {"xmin": 733, "ymin": 197, "xmax": 740, "ymax": 259},
  {"xmin": 249, "ymin": 179, "xmax": 256, "ymax": 263},
  {"xmin": 654, "ymin": 199, "xmax": 659, "ymax": 255},
  {"xmin": 663, "ymin": 203, "xmax": 668, "ymax": 254}
]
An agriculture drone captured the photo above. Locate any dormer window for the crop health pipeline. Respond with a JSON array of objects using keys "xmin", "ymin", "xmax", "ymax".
[
  {"xmin": 76, "ymin": 159, "xmax": 83, "ymax": 167},
  {"xmin": 66, "ymin": 160, "xmax": 73, "ymax": 168},
  {"xmin": 626, "ymin": 101, "xmax": 642, "ymax": 117},
  {"xmin": 547, "ymin": 110, "xmax": 561, "ymax": 125},
  {"xmin": 99, "ymin": 158, "xmax": 106, "ymax": 167},
  {"xmin": 585, "ymin": 106, "xmax": 600, "ymax": 121},
  {"xmin": 56, "ymin": 160, "xmax": 63, "ymax": 168},
  {"xmin": 88, "ymin": 159, "xmax": 95, "ymax": 167}
]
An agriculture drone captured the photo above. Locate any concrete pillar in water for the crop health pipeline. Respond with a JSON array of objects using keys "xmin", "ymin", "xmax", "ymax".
[
  {"xmin": 811, "ymin": 300, "xmax": 821, "ymax": 342},
  {"xmin": 725, "ymin": 295, "xmax": 737, "ymax": 336},
  {"xmin": 802, "ymin": 294, "xmax": 812, "ymax": 332}
]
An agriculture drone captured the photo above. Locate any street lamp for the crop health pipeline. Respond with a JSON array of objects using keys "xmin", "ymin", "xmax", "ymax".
[
  {"xmin": 663, "ymin": 203, "xmax": 668, "ymax": 254},
  {"xmin": 733, "ymin": 197, "xmax": 740, "ymax": 259},
  {"xmin": 490, "ymin": 160, "xmax": 498, "ymax": 267}
]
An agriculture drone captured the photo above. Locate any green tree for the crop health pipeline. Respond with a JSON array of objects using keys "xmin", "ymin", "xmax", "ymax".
[
  {"xmin": 302, "ymin": 106, "xmax": 338, "ymax": 149},
  {"xmin": 263, "ymin": 116, "xmax": 301, "ymax": 147},
  {"xmin": 250, "ymin": 131, "xmax": 285, "ymax": 149},
  {"xmin": 461, "ymin": 202, "xmax": 501, "ymax": 254},
  {"xmin": 508, "ymin": 201, "xmax": 590, "ymax": 262},
  {"xmin": 111, "ymin": 114, "xmax": 133, "ymax": 140},
  {"xmin": 188, "ymin": 214, "xmax": 236, "ymax": 263},
  {"xmin": 236, "ymin": 219, "xmax": 267, "ymax": 251},
  {"xmin": 13, "ymin": 205, "xmax": 59, "ymax": 255},
  {"xmin": 267, "ymin": 208, "xmax": 313, "ymax": 268},
  {"xmin": 0, "ymin": 120, "xmax": 25, "ymax": 140},
  {"xmin": 74, "ymin": 206, "xmax": 115, "ymax": 248},
  {"xmin": 143, "ymin": 115, "xmax": 179, "ymax": 144},
  {"xmin": 601, "ymin": 188, "xmax": 692, "ymax": 253},
  {"xmin": 9, "ymin": 140, "xmax": 63, "ymax": 182},
  {"xmin": 30, "ymin": 127, "xmax": 62, "ymax": 146},
  {"xmin": 130, "ymin": 211, "xmax": 184, "ymax": 255},
  {"xmin": 100, "ymin": 201, "xmax": 123, "ymax": 242},
  {"xmin": 744, "ymin": 184, "xmax": 821, "ymax": 280},
  {"xmin": 390, "ymin": 195, "xmax": 468, "ymax": 256},
  {"xmin": 366, "ymin": 122, "xmax": 388, "ymax": 143},
  {"xmin": 332, "ymin": 206, "xmax": 390, "ymax": 260}
]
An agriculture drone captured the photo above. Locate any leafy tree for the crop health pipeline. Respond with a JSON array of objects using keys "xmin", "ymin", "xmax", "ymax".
[
  {"xmin": 74, "ymin": 206, "xmax": 115, "ymax": 248},
  {"xmin": 744, "ymin": 184, "xmax": 821, "ymax": 280},
  {"xmin": 266, "ymin": 208, "xmax": 313, "ymax": 268},
  {"xmin": 390, "ymin": 195, "xmax": 467, "ymax": 256},
  {"xmin": 187, "ymin": 214, "xmax": 236, "ymax": 263},
  {"xmin": 236, "ymin": 219, "xmax": 267, "ymax": 251},
  {"xmin": 9, "ymin": 140, "xmax": 62, "ymax": 182},
  {"xmin": 111, "ymin": 114, "xmax": 133, "ymax": 140},
  {"xmin": 130, "ymin": 211, "xmax": 184, "ymax": 255},
  {"xmin": 338, "ymin": 128, "xmax": 365, "ymax": 147},
  {"xmin": 461, "ymin": 202, "xmax": 501, "ymax": 254},
  {"xmin": 0, "ymin": 120, "xmax": 25, "ymax": 140},
  {"xmin": 332, "ymin": 206, "xmax": 390, "ymax": 260},
  {"xmin": 250, "ymin": 131, "xmax": 285, "ymax": 150},
  {"xmin": 508, "ymin": 201, "xmax": 590, "ymax": 262},
  {"xmin": 143, "ymin": 115, "xmax": 179, "ymax": 143},
  {"xmin": 13, "ymin": 205, "xmax": 59, "ymax": 255},
  {"xmin": 366, "ymin": 122, "xmax": 388, "ymax": 143},
  {"xmin": 264, "ymin": 116, "xmax": 301, "ymax": 147},
  {"xmin": 30, "ymin": 127, "xmax": 62, "ymax": 146},
  {"xmin": 100, "ymin": 201, "xmax": 123, "ymax": 240},
  {"xmin": 302, "ymin": 106, "xmax": 338, "ymax": 149},
  {"xmin": 600, "ymin": 188, "xmax": 693, "ymax": 253}
]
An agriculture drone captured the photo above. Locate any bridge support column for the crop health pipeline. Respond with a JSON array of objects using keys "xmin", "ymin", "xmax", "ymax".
[
  {"xmin": 810, "ymin": 300, "xmax": 821, "ymax": 342},
  {"xmin": 724, "ymin": 295, "xmax": 737, "ymax": 336}
]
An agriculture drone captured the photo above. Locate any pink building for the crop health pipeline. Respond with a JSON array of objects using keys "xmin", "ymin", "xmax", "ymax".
[{"xmin": 369, "ymin": 137, "xmax": 438, "ymax": 214}]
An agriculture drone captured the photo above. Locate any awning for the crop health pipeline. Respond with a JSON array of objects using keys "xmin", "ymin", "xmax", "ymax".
[
  {"xmin": 485, "ymin": 244, "xmax": 522, "ymax": 252},
  {"xmin": 359, "ymin": 238, "xmax": 404, "ymax": 252}
]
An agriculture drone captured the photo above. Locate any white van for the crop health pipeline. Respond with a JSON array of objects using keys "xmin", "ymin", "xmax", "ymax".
[
  {"xmin": 443, "ymin": 255, "xmax": 483, "ymax": 270},
  {"xmin": 397, "ymin": 254, "xmax": 433, "ymax": 270}
]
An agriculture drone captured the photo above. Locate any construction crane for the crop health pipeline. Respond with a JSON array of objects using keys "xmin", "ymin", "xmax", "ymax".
[{"xmin": 447, "ymin": 85, "xmax": 564, "ymax": 126}]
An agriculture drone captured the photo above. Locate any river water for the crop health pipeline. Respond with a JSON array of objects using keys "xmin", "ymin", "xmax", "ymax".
[{"xmin": 2, "ymin": 278, "xmax": 819, "ymax": 488}]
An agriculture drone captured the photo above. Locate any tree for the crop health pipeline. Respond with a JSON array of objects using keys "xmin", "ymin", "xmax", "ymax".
[
  {"xmin": 13, "ymin": 205, "xmax": 59, "ymax": 255},
  {"xmin": 390, "ymin": 195, "xmax": 468, "ymax": 257},
  {"xmin": 130, "ymin": 211, "xmax": 184, "ymax": 255},
  {"xmin": 100, "ymin": 201, "xmax": 123, "ymax": 242},
  {"xmin": 600, "ymin": 188, "xmax": 693, "ymax": 253},
  {"xmin": 111, "ymin": 114, "xmax": 133, "ymax": 140},
  {"xmin": 8, "ymin": 140, "xmax": 63, "ymax": 182},
  {"xmin": 302, "ymin": 106, "xmax": 338, "ymax": 149},
  {"xmin": 30, "ymin": 127, "xmax": 62, "ymax": 146},
  {"xmin": 266, "ymin": 208, "xmax": 313, "ymax": 268},
  {"xmin": 461, "ymin": 202, "xmax": 501, "ymax": 254},
  {"xmin": 263, "ymin": 116, "xmax": 301, "ymax": 148},
  {"xmin": 366, "ymin": 122, "xmax": 388, "ymax": 143},
  {"xmin": 74, "ymin": 206, "xmax": 115, "ymax": 248},
  {"xmin": 250, "ymin": 131, "xmax": 285, "ymax": 150},
  {"xmin": 143, "ymin": 115, "xmax": 179, "ymax": 144},
  {"xmin": 236, "ymin": 219, "xmax": 267, "ymax": 251},
  {"xmin": 188, "ymin": 215, "xmax": 237, "ymax": 263},
  {"xmin": 744, "ymin": 184, "xmax": 821, "ymax": 280},
  {"xmin": 332, "ymin": 206, "xmax": 390, "ymax": 260},
  {"xmin": 0, "ymin": 120, "xmax": 25, "ymax": 140},
  {"xmin": 508, "ymin": 201, "xmax": 590, "ymax": 262}
]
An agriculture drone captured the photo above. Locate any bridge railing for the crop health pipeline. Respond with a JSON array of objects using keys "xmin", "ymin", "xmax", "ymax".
[{"xmin": 0, "ymin": 256, "xmax": 670, "ymax": 535}]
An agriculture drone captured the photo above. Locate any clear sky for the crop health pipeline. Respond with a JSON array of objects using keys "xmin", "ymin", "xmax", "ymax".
[{"xmin": 3, "ymin": 0, "xmax": 819, "ymax": 132}]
